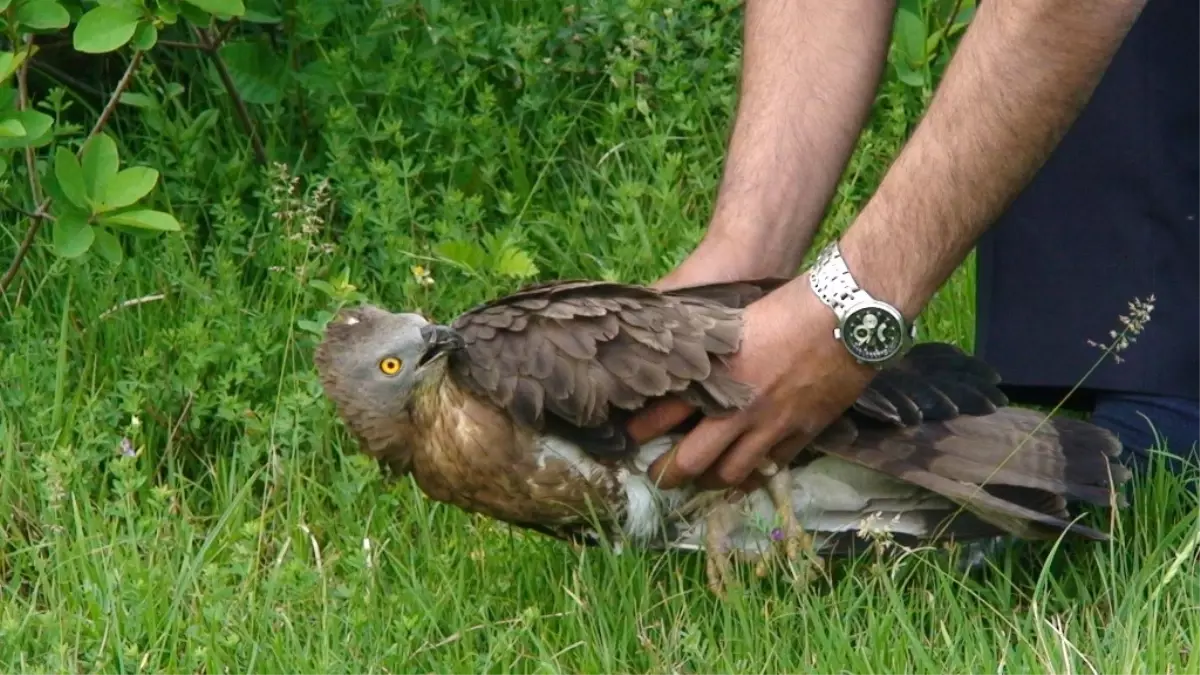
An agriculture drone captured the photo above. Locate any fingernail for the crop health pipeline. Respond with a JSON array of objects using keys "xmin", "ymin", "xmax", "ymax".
[{"xmin": 757, "ymin": 459, "xmax": 778, "ymax": 477}]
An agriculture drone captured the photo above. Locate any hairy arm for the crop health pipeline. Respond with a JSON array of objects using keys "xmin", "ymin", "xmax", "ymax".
[
  {"xmin": 838, "ymin": 0, "xmax": 1148, "ymax": 320},
  {"xmin": 680, "ymin": 0, "xmax": 896, "ymax": 281},
  {"xmin": 635, "ymin": 0, "xmax": 1151, "ymax": 491}
]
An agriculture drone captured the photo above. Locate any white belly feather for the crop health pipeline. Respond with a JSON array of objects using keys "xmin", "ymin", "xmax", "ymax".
[{"xmin": 532, "ymin": 434, "xmax": 690, "ymax": 542}]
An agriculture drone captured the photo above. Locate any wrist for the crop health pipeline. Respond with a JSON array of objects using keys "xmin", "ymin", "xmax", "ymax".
[
  {"xmin": 703, "ymin": 207, "xmax": 815, "ymax": 279},
  {"xmin": 779, "ymin": 274, "xmax": 881, "ymax": 375},
  {"xmin": 684, "ymin": 232, "xmax": 787, "ymax": 281},
  {"xmin": 836, "ymin": 216, "xmax": 930, "ymax": 322}
]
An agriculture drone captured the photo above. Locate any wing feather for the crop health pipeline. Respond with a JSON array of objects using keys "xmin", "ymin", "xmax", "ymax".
[{"xmin": 447, "ymin": 279, "xmax": 783, "ymax": 457}]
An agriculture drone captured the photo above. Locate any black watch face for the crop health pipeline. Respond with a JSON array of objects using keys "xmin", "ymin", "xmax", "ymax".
[{"xmin": 842, "ymin": 305, "xmax": 905, "ymax": 363}]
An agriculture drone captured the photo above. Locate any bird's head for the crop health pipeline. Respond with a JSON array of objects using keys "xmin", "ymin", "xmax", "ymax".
[{"xmin": 313, "ymin": 304, "xmax": 465, "ymax": 471}]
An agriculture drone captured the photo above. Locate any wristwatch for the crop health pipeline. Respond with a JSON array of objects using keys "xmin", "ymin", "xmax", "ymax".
[{"xmin": 807, "ymin": 240, "xmax": 917, "ymax": 368}]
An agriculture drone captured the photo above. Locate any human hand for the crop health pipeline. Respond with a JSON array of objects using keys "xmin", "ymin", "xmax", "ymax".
[
  {"xmin": 652, "ymin": 231, "xmax": 788, "ymax": 291},
  {"xmin": 627, "ymin": 274, "xmax": 878, "ymax": 492}
]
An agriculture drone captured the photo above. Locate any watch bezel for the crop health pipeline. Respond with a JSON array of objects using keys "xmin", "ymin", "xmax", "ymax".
[{"xmin": 836, "ymin": 299, "xmax": 912, "ymax": 365}]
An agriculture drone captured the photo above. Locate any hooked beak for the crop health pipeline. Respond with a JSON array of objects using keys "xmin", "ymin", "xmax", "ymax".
[{"xmin": 417, "ymin": 324, "xmax": 465, "ymax": 368}]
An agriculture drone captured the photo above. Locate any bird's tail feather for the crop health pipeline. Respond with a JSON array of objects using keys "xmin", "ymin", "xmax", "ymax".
[{"xmin": 813, "ymin": 408, "xmax": 1130, "ymax": 541}]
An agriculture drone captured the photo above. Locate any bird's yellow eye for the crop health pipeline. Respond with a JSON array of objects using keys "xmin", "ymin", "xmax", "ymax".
[{"xmin": 379, "ymin": 357, "xmax": 403, "ymax": 375}]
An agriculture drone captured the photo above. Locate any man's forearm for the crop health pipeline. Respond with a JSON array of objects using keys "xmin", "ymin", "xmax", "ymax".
[
  {"xmin": 837, "ymin": 0, "xmax": 1147, "ymax": 320},
  {"xmin": 704, "ymin": 0, "xmax": 896, "ymax": 277}
]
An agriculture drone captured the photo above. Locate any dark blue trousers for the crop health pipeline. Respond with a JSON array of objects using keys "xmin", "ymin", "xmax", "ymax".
[{"xmin": 1090, "ymin": 392, "xmax": 1199, "ymax": 488}]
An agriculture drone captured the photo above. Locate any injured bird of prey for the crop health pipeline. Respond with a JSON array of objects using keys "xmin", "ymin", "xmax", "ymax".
[{"xmin": 313, "ymin": 277, "xmax": 1131, "ymax": 596}]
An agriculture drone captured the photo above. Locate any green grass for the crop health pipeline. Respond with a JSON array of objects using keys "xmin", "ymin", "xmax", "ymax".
[{"xmin": 2, "ymin": 0, "xmax": 1197, "ymax": 672}]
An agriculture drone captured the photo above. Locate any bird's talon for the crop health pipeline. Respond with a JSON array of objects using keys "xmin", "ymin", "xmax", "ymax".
[
  {"xmin": 703, "ymin": 469, "xmax": 834, "ymax": 597},
  {"xmin": 754, "ymin": 557, "xmax": 770, "ymax": 578},
  {"xmin": 763, "ymin": 466, "xmax": 826, "ymax": 584},
  {"xmin": 706, "ymin": 549, "xmax": 733, "ymax": 597},
  {"xmin": 704, "ymin": 500, "xmax": 742, "ymax": 598}
]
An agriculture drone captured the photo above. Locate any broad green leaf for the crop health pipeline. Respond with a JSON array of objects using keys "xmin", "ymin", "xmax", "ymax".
[
  {"xmin": 433, "ymin": 240, "xmax": 488, "ymax": 272},
  {"xmin": 0, "ymin": 119, "xmax": 26, "ymax": 137},
  {"xmin": 492, "ymin": 247, "xmax": 539, "ymax": 279},
  {"xmin": 81, "ymin": 133, "xmax": 119, "ymax": 199},
  {"xmin": 100, "ymin": 208, "xmax": 181, "ymax": 232},
  {"xmin": 891, "ymin": 3, "xmax": 929, "ymax": 89},
  {"xmin": 19, "ymin": 109, "xmax": 53, "ymax": 147},
  {"xmin": 119, "ymin": 92, "xmax": 157, "ymax": 108},
  {"xmin": 892, "ymin": 5, "xmax": 928, "ymax": 71},
  {"xmin": 24, "ymin": 110, "xmax": 53, "ymax": 145},
  {"xmin": 0, "ymin": 0, "xmax": 12, "ymax": 11},
  {"xmin": 301, "ymin": 0, "xmax": 336, "ymax": 29},
  {"xmin": 0, "ymin": 110, "xmax": 54, "ymax": 149},
  {"xmin": 54, "ymin": 146, "xmax": 90, "ymax": 210},
  {"xmin": 296, "ymin": 318, "xmax": 324, "ymax": 336},
  {"xmin": 154, "ymin": 4, "xmax": 178, "ymax": 24},
  {"xmin": 98, "ymin": 166, "xmax": 158, "ymax": 211},
  {"xmin": 217, "ymin": 40, "xmax": 287, "ymax": 105},
  {"xmin": 92, "ymin": 227, "xmax": 123, "ymax": 265},
  {"xmin": 52, "ymin": 212, "xmax": 94, "ymax": 258},
  {"xmin": 183, "ymin": 0, "xmax": 245, "ymax": 16},
  {"xmin": 308, "ymin": 279, "xmax": 337, "ymax": 298},
  {"xmin": 243, "ymin": 0, "xmax": 281, "ymax": 23},
  {"xmin": 73, "ymin": 5, "xmax": 141, "ymax": 54},
  {"xmin": 893, "ymin": 60, "xmax": 926, "ymax": 88},
  {"xmin": 178, "ymin": 3, "xmax": 210, "ymax": 25},
  {"xmin": 241, "ymin": 8, "xmax": 281, "ymax": 23},
  {"xmin": 16, "ymin": 0, "xmax": 71, "ymax": 30},
  {"xmin": 130, "ymin": 21, "xmax": 157, "ymax": 51},
  {"xmin": 0, "ymin": 49, "xmax": 33, "ymax": 81}
]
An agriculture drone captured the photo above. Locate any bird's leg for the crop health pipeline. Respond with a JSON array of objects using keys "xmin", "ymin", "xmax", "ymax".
[
  {"xmin": 760, "ymin": 462, "xmax": 825, "ymax": 585},
  {"xmin": 703, "ymin": 496, "xmax": 743, "ymax": 598},
  {"xmin": 700, "ymin": 457, "xmax": 831, "ymax": 596},
  {"xmin": 700, "ymin": 491, "xmax": 786, "ymax": 597},
  {"xmin": 764, "ymin": 466, "xmax": 810, "ymax": 559}
]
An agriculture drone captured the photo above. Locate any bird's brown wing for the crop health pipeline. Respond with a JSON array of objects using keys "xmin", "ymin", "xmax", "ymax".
[
  {"xmin": 809, "ymin": 342, "xmax": 1131, "ymax": 541},
  {"xmin": 447, "ymin": 279, "xmax": 1129, "ymax": 540},
  {"xmin": 446, "ymin": 278, "xmax": 788, "ymax": 458},
  {"xmin": 849, "ymin": 341, "xmax": 1010, "ymax": 426}
]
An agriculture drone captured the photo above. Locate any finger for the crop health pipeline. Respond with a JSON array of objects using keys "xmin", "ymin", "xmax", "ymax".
[
  {"xmin": 725, "ymin": 437, "xmax": 802, "ymax": 494},
  {"xmin": 723, "ymin": 431, "xmax": 814, "ymax": 494},
  {"xmin": 697, "ymin": 422, "xmax": 791, "ymax": 490},
  {"xmin": 734, "ymin": 471, "xmax": 767, "ymax": 494},
  {"xmin": 767, "ymin": 429, "xmax": 815, "ymax": 467},
  {"xmin": 626, "ymin": 398, "xmax": 697, "ymax": 444},
  {"xmin": 647, "ymin": 414, "xmax": 746, "ymax": 490}
]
